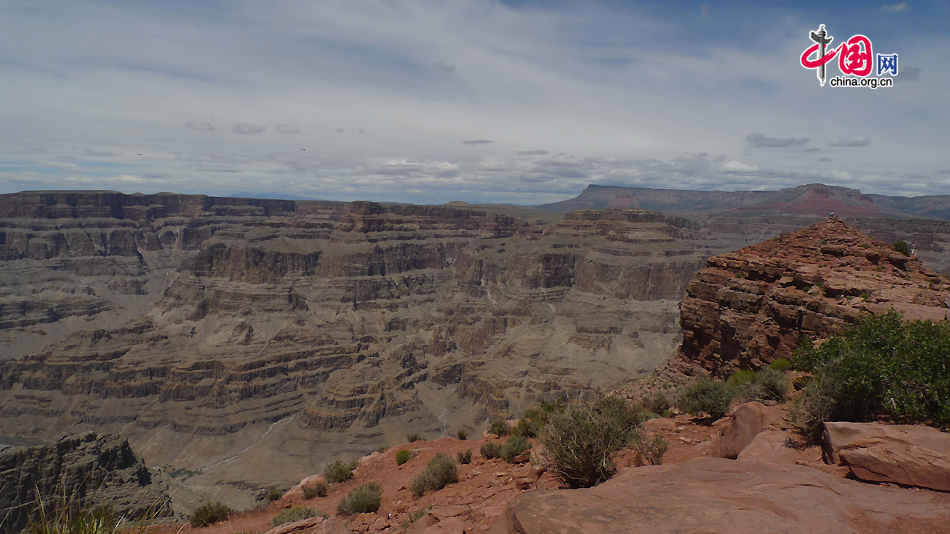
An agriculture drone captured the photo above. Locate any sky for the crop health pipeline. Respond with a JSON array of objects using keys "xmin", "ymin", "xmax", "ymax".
[{"xmin": 1, "ymin": 0, "xmax": 948, "ymax": 205}]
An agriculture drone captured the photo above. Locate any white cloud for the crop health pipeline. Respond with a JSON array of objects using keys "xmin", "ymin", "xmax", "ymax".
[
  {"xmin": 829, "ymin": 138, "xmax": 871, "ymax": 147},
  {"xmin": 881, "ymin": 2, "xmax": 910, "ymax": 13},
  {"xmin": 721, "ymin": 160, "xmax": 759, "ymax": 173},
  {"xmin": 275, "ymin": 124, "xmax": 300, "ymax": 134},
  {"xmin": 232, "ymin": 123, "xmax": 265, "ymax": 134},
  {"xmin": 432, "ymin": 61, "xmax": 456, "ymax": 73},
  {"xmin": 185, "ymin": 118, "xmax": 216, "ymax": 131}
]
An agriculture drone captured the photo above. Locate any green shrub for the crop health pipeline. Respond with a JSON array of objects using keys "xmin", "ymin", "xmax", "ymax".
[
  {"xmin": 769, "ymin": 358, "xmax": 793, "ymax": 372},
  {"xmin": 336, "ymin": 483, "xmax": 383, "ymax": 516},
  {"xmin": 632, "ymin": 432, "xmax": 668, "ymax": 466},
  {"xmin": 479, "ymin": 442, "xmax": 503, "ymax": 460},
  {"xmin": 190, "ymin": 502, "xmax": 232, "ymax": 527},
  {"xmin": 735, "ymin": 368, "xmax": 789, "ymax": 403},
  {"xmin": 395, "ymin": 449, "xmax": 411, "ymax": 466},
  {"xmin": 641, "ymin": 389, "xmax": 676, "ymax": 416},
  {"xmin": 678, "ymin": 378, "xmax": 735, "ymax": 419},
  {"xmin": 406, "ymin": 432, "xmax": 423, "ymax": 443},
  {"xmin": 302, "ymin": 482, "xmax": 327, "ymax": 499},
  {"xmin": 273, "ymin": 507, "xmax": 327, "ymax": 527},
  {"xmin": 488, "ymin": 419, "xmax": 511, "ymax": 437},
  {"xmin": 792, "ymin": 311, "xmax": 950, "ymax": 437},
  {"xmin": 500, "ymin": 434, "xmax": 531, "ymax": 463},
  {"xmin": 409, "ymin": 453, "xmax": 458, "ymax": 497},
  {"xmin": 265, "ymin": 488, "xmax": 283, "ymax": 502},
  {"xmin": 456, "ymin": 428, "xmax": 469, "ymax": 440},
  {"xmin": 457, "ymin": 449, "xmax": 472, "ymax": 465},
  {"xmin": 28, "ymin": 501, "xmax": 117, "ymax": 534},
  {"xmin": 893, "ymin": 240, "xmax": 912, "ymax": 255},
  {"xmin": 727, "ymin": 370, "xmax": 756, "ymax": 388},
  {"xmin": 403, "ymin": 506, "xmax": 432, "ymax": 528},
  {"xmin": 324, "ymin": 460, "xmax": 357, "ymax": 484},
  {"xmin": 540, "ymin": 396, "xmax": 645, "ymax": 488}
]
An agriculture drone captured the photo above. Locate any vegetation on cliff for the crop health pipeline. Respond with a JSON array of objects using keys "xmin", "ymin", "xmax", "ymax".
[{"xmin": 793, "ymin": 310, "xmax": 950, "ymax": 436}]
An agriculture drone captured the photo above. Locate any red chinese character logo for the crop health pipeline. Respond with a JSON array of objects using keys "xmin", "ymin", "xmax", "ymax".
[{"xmin": 838, "ymin": 35, "xmax": 873, "ymax": 76}]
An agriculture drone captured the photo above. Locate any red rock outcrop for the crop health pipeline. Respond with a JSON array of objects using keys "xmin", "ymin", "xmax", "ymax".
[{"xmin": 679, "ymin": 217, "xmax": 950, "ymax": 376}]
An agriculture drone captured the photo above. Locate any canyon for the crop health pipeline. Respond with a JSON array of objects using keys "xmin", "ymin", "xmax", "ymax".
[{"xmin": 1, "ymin": 184, "xmax": 949, "ymax": 498}]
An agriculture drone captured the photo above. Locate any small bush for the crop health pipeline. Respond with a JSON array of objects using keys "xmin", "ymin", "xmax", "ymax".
[
  {"xmin": 488, "ymin": 419, "xmax": 511, "ymax": 437},
  {"xmin": 632, "ymin": 433, "xmax": 668, "ymax": 466},
  {"xmin": 273, "ymin": 507, "xmax": 326, "ymax": 527},
  {"xmin": 265, "ymin": 488, "xmax": 283, "ymax": 502},
  {"xmin": 190, "ymin": 502, "xmax": 232, "ymax": 527},
  {"xmin": 457, "ymin": 449, "xmax": 472, "ymax": 465},
  {"xmin": 641, "ymin": 389, "xmax": 676, "ymax": 416},
  {"xmin": 302, "ymin": 482, "xmax": 328, "ymax": 499},
  {"xmin": 736, "ymin": 368, "xmax": 789, "ymax": 403},
  {"xmin": 406, "ymin": 432, "xmax": 423, "ymax": 443},
  {"xmin": 769, "ymin": 358, "xmax": 793, "ymax": 372},
  {"xmin": 395, "ymin": 449, "xmax": 411, "ymax": 466},
  {"xmin": 324, "ymin": 460, "xmax": 357, "ymax": 484},
  {"xmin": 403, "ymin": 506, "xmax": 432, "ymax": 528},
  {"xmin": 409, "ymin": 453, "xmax": 458, "ymax": 497},
  {"xmin": 540, "ymin": 396, "xmax": 645, "ymax": 488},
  {"xmin": 500, "ymin": 434, "xmax": 531, "ymax": 463},
  {"xmin": 28, "ymin": 501, "xmax": 117, "ymax": 534},
  {"xmin": 893, "ymin": 240, "xmax": 912, "ymax": 255},
  {"xmin": 336, "ymin": 482, "xmax": 383, "ymax": 516},
  {"xmin": 479, "ymin": 442, "xmax": 503, "ymax": 460},
  {"xmin": 456, "ymin": 428, "xmax": 469, "ymax": 440},
  {"xmin": 727, "ymin": 370, "xmax": 756, "ymax": 388},
  {"xmin": 678, "ymin": 378, "xmax": 735, "ymax": 420}
]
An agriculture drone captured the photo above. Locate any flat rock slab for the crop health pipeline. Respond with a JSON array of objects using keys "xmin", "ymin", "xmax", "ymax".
[
  {"xmin": 823, "ymin": 422, "xmax": 950, "ymax": 491},
  {"xmin": 491, "ymin": 457, "xmax": 950, "ymax": 534}
]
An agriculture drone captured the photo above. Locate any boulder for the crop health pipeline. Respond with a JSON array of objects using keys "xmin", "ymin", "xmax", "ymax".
[
  {"xmin": 737, "ymin": 431, "xmax": 801, "ymax": 465},
  {"xmin": 489, "ymin": 457, "xmax": 950, "ymax": 534},
  {"xmin": 823, "ymin": 422, "xmax": 950, "ymax": 491},
  {"xmin": 715, "ymin": 401, "xmax": 769, "ymax": 458}
]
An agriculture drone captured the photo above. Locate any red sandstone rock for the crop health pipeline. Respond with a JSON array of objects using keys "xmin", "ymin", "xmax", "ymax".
[
  {"xmin": 714, "ymin": 401, "xmax": 769, "ymax": 459},
  {"xmin": 678, "ymin": 218, "xmax": 950, "ymax": 376},
  {"xmin": 490, "ymin": 457, "xmax": 950, "ymax": 534},
  {"xmin": 823, "ymin": 422, "xmax": 950, "ymax": 491}
]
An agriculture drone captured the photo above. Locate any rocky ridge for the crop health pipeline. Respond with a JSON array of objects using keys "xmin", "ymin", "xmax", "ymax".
[
  {"xmin": 679, "ymin": 217, "xmax": 950, "ymax": 376},
  {"xmin": 0, "ymin": 432, "xmax": 171, "ymax": 534}
]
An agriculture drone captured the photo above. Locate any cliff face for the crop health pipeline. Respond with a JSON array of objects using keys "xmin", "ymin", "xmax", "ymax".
[
  {"xmin": 0, "ymin": 193, "xmax": 706, "ymax": 487},
  {"xmin": 0, "ymin": 432, "xmax": 170, "ymax": 534},
  {"xmin": 679, "ymin": 218, "xmax": 950, "ymax": 377}
]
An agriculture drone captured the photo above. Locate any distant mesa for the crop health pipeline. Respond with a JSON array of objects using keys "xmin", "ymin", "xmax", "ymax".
[{"xmin": 536, "ymin": 183, "xmax": 950, "ymax": 219}]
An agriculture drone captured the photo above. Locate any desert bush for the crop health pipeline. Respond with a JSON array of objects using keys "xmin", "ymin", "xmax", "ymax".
[
  {"xmin": 302, "ymin": 482, "xmax": 328, "ymax": 499},
  {"xmin": 735, "ymin": 368, "xmax": 789, "ymax": 403},
  {"xmin": 488, "ymin": 418, "xmax": 511, "ymax": 437},
  {"xmin": 678, "ymin": 378, "xmax": 735, "ymax": 419},
  {"xmin": 28, "ymin": 499, "xmax": 117, "ymax": 534},
  {"xmin": 324, "ymin": 460, "xmax": 357, "ymax": 484},
  {"xmin": 336, "ymin": 483, "xmax": 383, "ymax": 516},
  {"xmin": 769, "ymin": 357, "xmax": 793, "ymax": 372},
  {"xmin": 540, "ymin": 396, "xmax": 645, "ymax": 488},
  {"xmin": 632, "ymin": 432, "xmax": 668, "ymax": 466},
  {"xmin": 500, "ymin": 434, "xmax": 531, "ymax": 463},
  {"xmin": 191, "ymin": 502, "xmax": 232, "ymax": 527},
  {"xmin": 457, "ymin": 449, "xmax": 472, "ymax": 465},
  {"xmin": 792, "ymin": 311, "xmax": 950, "ymax": 437},
  {"xmin": 893, "ymin": 240, "xmax": 912, "ymax": 255},
  {"xmin": 641, "ymin": 389, "xmax": 676, "ymax": 416},
  {"xmin": 273, "ymin": 507, "xmax": 327, "ymax": 526},
  {"xmin": 265, "ymin": 488, "xmax": 283, "ymax": 502},
  {"xmin": 479, "ymin": 442, "xmax": 503, "ymax": 460},
  {"xmin": 406, "ymin": 432, "xmax": 423, "ymax": 442},
  {"xmin": 395, "ymin": 449, "xmax": 411, "ymax": 465},
  {"xmin": 456, "ymin": 428, "xmax": 469, "ymax": 440},
  {"xmin": 409, "ymin": 453, "xmax": 458, "ymax": 497}
]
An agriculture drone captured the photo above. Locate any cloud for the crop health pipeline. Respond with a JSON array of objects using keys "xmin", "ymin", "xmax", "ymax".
[
  {"xmin": 432, "ymin": 61, "xmax": 456, "ymax": 73},
  {"xmin": 275, "ymin": 124, "xmax": 300, "ymax": 134},
  {"xmin": 901, "ymin": 67, "xmax": 921, "ymax": 81},
  {"xmin": 84, "ymin": 148, "xmax": 118, "ymax": 157},
  {"xmin": 462, "ymin": 140, "xmax": 493, "ymax": 145},
  {"xmin": 196, "ymin": 166, "xmax": 243, "ymax": 173},
  {"xmin": 936, "ymin": 169, "xmax": 950, "ymax": 175},
  {"xmin": 881, "ymin": 2, "xmax": 909, "ymax": 12},
  {"xmin": 721, "ymin": 160, "xmax": 759, "ymax": 173},
  {"xmin": 232, "ymin": 123, "xmax": 265, "ymax": 134},
  {"xmin": 517, "ymin": 150, "xmax": 550, "ymax": 156},
  {"xmin": 185, "ymin": 118, "xmax": 216, "ymax": 131},
  {"xmin": 699, "ymin": 4, "xmax": 711, "ymax": 17},
  {"xmin": 745, "ymin": 133, "xmax": 808, "ymax": 148},
  {"xmin": 829, "ymin": 137, "xmax": 871, "ymax": 147},
  {"xmin": 818, "ymin": 157, "xmax": 833, "ymax": 162},
  {"xmin": 803, "ymin": 147, "xmax": 821, "ymax": 153}
]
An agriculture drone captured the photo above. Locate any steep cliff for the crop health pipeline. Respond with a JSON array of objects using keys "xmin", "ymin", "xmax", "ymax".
[
  {"xmin": 0, "ymin": 432, "xmax": 170, "ymax": 534},
  {"xmin": 679, "ymin": 218, "xmax": 950, "ymax": 376}
]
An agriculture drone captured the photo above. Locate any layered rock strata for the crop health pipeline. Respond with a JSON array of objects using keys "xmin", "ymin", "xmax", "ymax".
[
  {"xmin": 679, "ymin": 218, "xmax": 950, "ymax": 376},
  {"xmin": 0, "ymin": 432, "xmax": 170, "ymax": 534}
]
